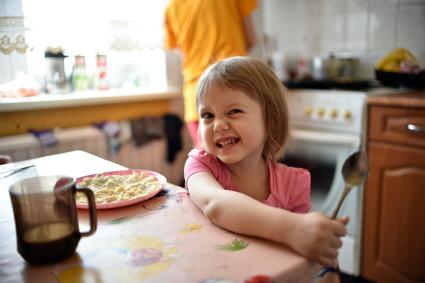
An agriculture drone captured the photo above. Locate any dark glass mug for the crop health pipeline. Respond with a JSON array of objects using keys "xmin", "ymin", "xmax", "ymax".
[{"xmin": 9, "ymin": 175, "xmax": 97, "ymax": 264}]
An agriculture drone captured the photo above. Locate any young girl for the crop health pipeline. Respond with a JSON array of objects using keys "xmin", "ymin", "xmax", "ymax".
[{"xmin": 184, "ymin": 56, "xmax": 348, "ymax": 268}]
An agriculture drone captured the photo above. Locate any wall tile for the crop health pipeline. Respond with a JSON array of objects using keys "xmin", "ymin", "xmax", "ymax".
[
  {"xmin": 262, "ymin": 0, "xmax": 280, "ymax": 22},
  {"xmin": 275, "ymin": 0, "xmax": 308, "ymax": 17},
  {"xmin": 320, "ymin": 14, "xmax": 345, "ymax": 53},
  {"xmin": 397, "ymin": 4, "xmax": 425, "ymax": 49},
  {"xmin": 345, "ymin": 0, "xmax": 369, "ymax": 12},
  {"xmin": 399, "ymin": 0, "xmax": 425, "ymax": 5},
  {"xmin": 368, "ymin": 0, "xmax": 399, "ymax": 8},
  {"xmin": 314, "ymin": 0, "xmax": 346, "ymax": 15},
  {"xmin": 344, "ymin": 11, "xmax": 368, "ymax": 50},
  {"xmin": 369, "ymin": 7, "xmax": 398, "ymax": 50},
  {"xmin": 274, "ymin": 18, "xmax": 307, "ymax": 56}
]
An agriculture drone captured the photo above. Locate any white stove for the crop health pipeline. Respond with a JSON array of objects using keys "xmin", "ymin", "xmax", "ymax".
[
  {"xmin": 283, "ymin": 86, "xmax": 404, "ymax": 275},
  {"xmin": 283, "ymin": 89, "xmax": 369, "ymax": 275}
]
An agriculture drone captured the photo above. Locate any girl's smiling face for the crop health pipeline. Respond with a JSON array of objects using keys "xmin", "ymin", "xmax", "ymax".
[{"xmin": 198, "ymin": 84, "xmax": 266, "ymax": 165}]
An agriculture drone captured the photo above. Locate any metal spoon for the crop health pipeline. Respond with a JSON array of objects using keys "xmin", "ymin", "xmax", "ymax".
[
  {"xmin": 331, "ymin": 151, "xmax": 369, "ymax": 219},
  {"xmin": 0, "ymin": 164, "xmax": 35, "ymax": 179}
]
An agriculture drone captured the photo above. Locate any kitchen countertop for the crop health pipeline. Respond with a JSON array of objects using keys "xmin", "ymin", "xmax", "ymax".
[
  {"xmin": 0, "ymin": 87, "xmax": 182, "ymax": 137},
  {"xmin": 367, "ymin": 89, "xmax": 425, "ymax": 108}
]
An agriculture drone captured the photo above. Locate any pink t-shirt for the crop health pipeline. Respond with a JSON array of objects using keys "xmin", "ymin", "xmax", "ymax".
[{"xmin": 184, "ymin": 148, "xmax": 311, "ymax": 213}]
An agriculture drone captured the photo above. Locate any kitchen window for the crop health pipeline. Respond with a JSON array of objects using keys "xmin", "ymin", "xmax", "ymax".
[{"xmin": 14, "ymin": 0, "xmax": 170, "ymax": 88}]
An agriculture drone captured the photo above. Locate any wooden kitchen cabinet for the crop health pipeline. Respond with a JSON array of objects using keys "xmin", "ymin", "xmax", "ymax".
[{"xmin": 362, "ymin": 94, "xmax": 425, "ymax": 283}]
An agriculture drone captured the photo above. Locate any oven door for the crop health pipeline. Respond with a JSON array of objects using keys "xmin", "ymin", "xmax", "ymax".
[
  {"xmin": 282, "ymin": 128, "xmax": 362, "ymax": 234},
  {"xmin": 282, "ymin": 128, "xmax": 364, "ymax": 275}
]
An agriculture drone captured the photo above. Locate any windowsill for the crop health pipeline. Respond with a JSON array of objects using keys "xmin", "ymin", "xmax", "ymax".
[{"xmin": 0, "ymin": 86, "xmax": 182, "ymax": 112}]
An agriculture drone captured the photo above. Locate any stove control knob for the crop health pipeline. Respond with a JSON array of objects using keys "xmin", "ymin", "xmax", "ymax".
[
  {"xmin": 305, "ymin": 106, "xmax": 313, "ymax": 117},
  {"xmin": 317, "ymin": 107, "xmax": 325, "ymax": 118},
  {"xmin": 344, "ymin": 110, "xmax": 352, "ymax": 120},
  {"xmin": 331, "ymin": 109, "xmax": 338, "ymax": 119}
]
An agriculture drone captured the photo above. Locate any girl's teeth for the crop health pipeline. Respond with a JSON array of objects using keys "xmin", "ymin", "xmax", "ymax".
[{"xmin": 218, "ymin": 138, "xmax": 236, "ymax": 147}]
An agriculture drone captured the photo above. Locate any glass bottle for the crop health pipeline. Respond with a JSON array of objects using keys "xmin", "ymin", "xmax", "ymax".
[
  {"xmin": 94, "ymin": 53, "xmax": 109, "ymax": 90},
  {"xmin": 71, "ymin": 55, "xmax": 91, "ymax": 92}
]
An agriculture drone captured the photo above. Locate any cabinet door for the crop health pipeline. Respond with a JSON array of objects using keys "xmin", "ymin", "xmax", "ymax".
[{"xmin": 362, "ymin": 142, "xmax": 425, "ymax": 283}]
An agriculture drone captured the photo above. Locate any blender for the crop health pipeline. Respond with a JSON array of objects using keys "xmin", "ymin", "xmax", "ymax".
[{"xmin": 45, "ymin": 47, "xmax": 69, "ymax": 94}]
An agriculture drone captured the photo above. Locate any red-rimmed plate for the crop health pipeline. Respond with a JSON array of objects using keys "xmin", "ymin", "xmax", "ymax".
[{"xmin": 75, "ymin": 169, "xmax": 167, "ymax": 209}]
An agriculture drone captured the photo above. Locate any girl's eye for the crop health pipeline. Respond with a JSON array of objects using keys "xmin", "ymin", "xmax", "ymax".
[
  {"xmin": 201, "ymin": 112, "xmax": 213, "ymax": 119},
  {"xmin": 229, "ymin": 109, "xmax": 242, "ymax": 115}
]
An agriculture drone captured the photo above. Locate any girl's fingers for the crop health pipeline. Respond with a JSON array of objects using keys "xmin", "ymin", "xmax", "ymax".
[
  {"xmin": 329, "ymin": 236, "xmax": 343, "ymax": 249},
  {"xmin": 338, "ymin": 216, "xmax": 349, "ymax": 225},
  {"xmin": 318, "ymin": 237, "xmax": 342, "ymax": 265},
  {"xmin": 331, "ymin": 221, "xmax": 347, "ymax": 237},
  {"xmin": 319, "ymin": 253, "xmax": 339, "ymax": 268},
  {"xmin": 317, "ymin": 255, "xmax": 336, "ymax": 267},
  {"xmin": 321, "ymin": 246, "xmax": 339, "ymax": 259}
]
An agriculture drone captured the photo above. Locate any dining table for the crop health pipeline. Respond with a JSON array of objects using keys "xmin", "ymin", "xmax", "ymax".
[{"xmin": 0, "ymin": 150, "xmax": 321, "ymax": 283}]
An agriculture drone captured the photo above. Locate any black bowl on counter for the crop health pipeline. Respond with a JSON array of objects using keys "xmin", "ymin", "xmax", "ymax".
[{"xmin": 375, "ymin": 70, "xmax": 425, "ymax": 89}]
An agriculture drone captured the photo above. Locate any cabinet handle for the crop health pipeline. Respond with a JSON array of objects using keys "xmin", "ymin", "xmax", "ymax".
[{"xmin": 406, "ymin": 124, "xmax": 425, "ymax": 134}]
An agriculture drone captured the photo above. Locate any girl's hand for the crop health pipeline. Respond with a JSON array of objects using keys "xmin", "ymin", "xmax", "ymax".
[{"xmin": 288, "ymin": 212, "xmax": 349, "ymax": 267}]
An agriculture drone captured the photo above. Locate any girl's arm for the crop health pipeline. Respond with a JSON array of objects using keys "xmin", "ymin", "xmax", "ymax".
[{"xmin": 187, "ymin": 172, "xmax": 348, "ymax": 267}]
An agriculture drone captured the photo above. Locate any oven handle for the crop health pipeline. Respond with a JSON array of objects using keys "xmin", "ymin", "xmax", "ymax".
[{"xmin": 291, "ymin": 129, "xmax": 361, "ymax": 146}]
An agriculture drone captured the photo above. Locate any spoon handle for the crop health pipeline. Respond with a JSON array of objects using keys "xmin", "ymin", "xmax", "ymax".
[{"xmin": 331, "ymin": 184, "xmax": 352, "ymax": 219}]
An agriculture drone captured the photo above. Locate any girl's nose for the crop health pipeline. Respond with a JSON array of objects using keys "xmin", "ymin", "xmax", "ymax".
[{"xmin": 213, "ymin": 116, "xmax": 230, "ymax": 131}]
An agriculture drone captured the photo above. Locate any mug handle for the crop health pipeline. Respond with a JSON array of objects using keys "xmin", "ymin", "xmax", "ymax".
[{"xmin": 76, "ymin": 188, "xmax": 97, "ymax": 237}]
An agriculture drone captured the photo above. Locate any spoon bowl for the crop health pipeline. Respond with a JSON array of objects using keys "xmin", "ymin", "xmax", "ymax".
[
  {"xmin": 331, "ymin": 151, "xmax": 369, "ymax": 219},
  {"xmin": 342, "ymin": 151, "xmax": 369, "ymax": 187}
]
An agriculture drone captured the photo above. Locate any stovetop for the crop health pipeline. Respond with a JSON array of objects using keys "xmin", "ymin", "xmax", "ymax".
[{"xmin": 284, "ymin": 79, "xmax": 378, "ymax": 91}]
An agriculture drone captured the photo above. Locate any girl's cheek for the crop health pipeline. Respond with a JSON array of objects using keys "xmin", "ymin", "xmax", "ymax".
[
  {"xmin": 199, "ymin": 127, "xmax": 208, "ymax": 142},
  {"xmin": 202, "ymin": 129, "xmax": 215, "ymax": 147}
]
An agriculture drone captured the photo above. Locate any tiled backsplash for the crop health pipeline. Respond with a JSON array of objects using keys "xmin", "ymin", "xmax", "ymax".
[{"xmin": 258, "ymin": 0, "xmax": 425, "ymax": 79}]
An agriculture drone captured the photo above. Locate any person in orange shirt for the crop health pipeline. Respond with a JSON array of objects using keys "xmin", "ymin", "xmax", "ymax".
[{"xmin": 164, "ymin": 0, "xmax": 257, "ymax": 147}]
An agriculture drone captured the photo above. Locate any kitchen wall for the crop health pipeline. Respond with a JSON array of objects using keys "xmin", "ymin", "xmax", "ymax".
[
  {"xmin": 2, "ymin": 0, "xmax": 424, "ymax": 85},
  {"xmin": 257, "ymin": 0, "xmax": 425, "ymax": 79}
]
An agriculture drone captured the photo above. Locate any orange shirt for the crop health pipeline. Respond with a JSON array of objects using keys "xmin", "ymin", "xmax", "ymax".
[{"xmin": 164, "ymin": 0, "xmax": 257, "ymax": 122}]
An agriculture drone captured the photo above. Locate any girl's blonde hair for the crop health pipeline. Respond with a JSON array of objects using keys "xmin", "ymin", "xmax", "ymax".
[{"xmin": 196, "ymin": 56, "xmax": 290, "ymax": 160}]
